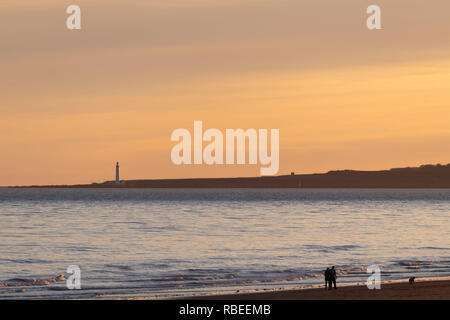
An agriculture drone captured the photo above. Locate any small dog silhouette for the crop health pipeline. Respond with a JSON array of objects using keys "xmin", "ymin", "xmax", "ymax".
[{"xmin": 409, "ymin": 277, "xmax": 416, "ymax": 284}]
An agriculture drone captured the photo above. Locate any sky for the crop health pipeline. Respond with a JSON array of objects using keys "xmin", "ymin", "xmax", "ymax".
[{"xmin": 1, "ymin": 0, "xmax": 450, "ymax": 185}]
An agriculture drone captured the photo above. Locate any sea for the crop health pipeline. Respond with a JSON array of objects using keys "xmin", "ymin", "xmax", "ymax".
[{"xmin": 0, "ymin": 188, "xmax": 449, "ymax": 299}]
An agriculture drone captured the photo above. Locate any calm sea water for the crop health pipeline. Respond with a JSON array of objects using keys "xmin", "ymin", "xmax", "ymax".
[{"xmin": 0, "ymin": 188, "xmax": 449, "ymax": 299}]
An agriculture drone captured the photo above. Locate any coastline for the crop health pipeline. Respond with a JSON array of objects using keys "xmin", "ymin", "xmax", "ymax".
[
  {"xmin": 6, "ymin": 163, "xmax": 450, "ymax": 188},
  {"xmin": 184, "ymin": 278, "xmax": 450, "ymax": 300}
]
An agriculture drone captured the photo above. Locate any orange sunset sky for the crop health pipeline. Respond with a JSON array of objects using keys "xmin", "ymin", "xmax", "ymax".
[{"xmin": 1, "ymin": 0, "xmax": 450, "ymax": 186}]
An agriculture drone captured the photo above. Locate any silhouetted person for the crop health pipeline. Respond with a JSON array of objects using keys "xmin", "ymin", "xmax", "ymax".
[
  {"xmin": 329, "ymin": 266, "xmax": 337, "ymax": 290},
  {"xmin": 324, "ymin": 267, "xmax": 331, "ymax": 289}
]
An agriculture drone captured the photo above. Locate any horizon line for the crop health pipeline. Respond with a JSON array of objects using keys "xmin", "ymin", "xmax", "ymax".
[{"xmin": 4, "ymin": 162, "xmax": 449, "ymax": 188}]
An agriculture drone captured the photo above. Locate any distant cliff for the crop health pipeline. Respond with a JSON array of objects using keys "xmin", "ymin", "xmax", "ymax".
[{"xmin": 66, "ymin": 163, "xmax": 450, "ymax": 188}]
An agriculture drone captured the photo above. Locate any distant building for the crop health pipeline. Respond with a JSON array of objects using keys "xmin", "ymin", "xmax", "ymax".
[{"xmin": 115, "ymin": 162, "xmax": 120, "ymax": 184}]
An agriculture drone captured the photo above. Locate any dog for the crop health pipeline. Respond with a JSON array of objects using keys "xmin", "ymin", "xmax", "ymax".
[{"xmin": 409, "ymin": 277, "xmax": 416, "ymax": 285}]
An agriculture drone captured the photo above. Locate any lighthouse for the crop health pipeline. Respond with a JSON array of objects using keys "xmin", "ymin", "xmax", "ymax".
[{"xmin": 115, "ymin": 162, "xmax": 120, "ymax": 184}]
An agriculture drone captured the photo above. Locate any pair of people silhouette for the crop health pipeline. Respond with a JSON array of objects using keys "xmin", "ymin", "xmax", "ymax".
[{"xmin": 324, "ymin": 266, "xmax": 337, "ymax": 290}]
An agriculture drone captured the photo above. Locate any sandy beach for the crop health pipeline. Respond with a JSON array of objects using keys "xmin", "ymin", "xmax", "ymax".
[{"xmin": 194, "ymin": 280, "xmax": 450, "ymax": 300}]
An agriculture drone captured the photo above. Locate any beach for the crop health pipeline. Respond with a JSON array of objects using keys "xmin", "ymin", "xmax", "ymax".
[{"xmin": 195, "ymin": 279, "xmax": 450, "ymax": 300}]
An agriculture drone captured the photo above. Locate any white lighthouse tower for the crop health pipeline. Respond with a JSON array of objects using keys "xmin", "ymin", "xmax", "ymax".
[{"xmin": 115, "ymin": 162, "xmax": 120, "ymax": 184}]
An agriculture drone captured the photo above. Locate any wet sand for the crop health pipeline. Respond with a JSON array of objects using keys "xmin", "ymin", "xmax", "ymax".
[{"xmin": 195, "ymin": 280, "xmax": 450, "ymax": 300}]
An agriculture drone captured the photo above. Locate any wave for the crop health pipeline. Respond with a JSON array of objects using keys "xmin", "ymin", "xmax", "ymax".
[
  {"xmin": 303, "ymin": 244, "xmax": 362, "ymax": 253},
  {"xmin": 397, "ymin": 260, "xmax": 436, "ymax": 267},
  {"xmin": 0, "ymin": 275, "xmax": 66, "ymax": 288}
]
